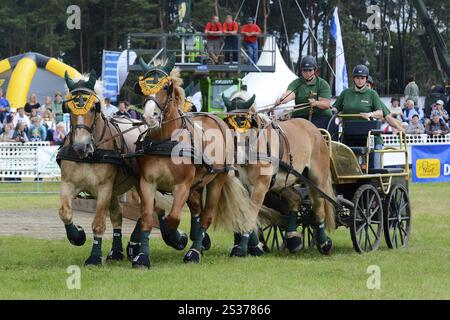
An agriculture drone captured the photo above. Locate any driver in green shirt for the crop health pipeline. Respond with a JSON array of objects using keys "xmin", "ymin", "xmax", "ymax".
[
  {"xmin": 333, "ymin": 65, "xmax": 384, "ymax": 168},
  {"xmin": 275, "ymin": 55, "xmax": 332, "ymax": 129}
]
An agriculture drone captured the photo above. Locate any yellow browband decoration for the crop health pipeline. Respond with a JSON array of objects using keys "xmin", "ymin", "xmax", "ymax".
[
  {"xmin": 139, "ymin": 76, "xmax": 171, "ymax": 95},
  {"xmin": 66, "ymin": 94, "xmax": 97, "ymax": 116},
  {"xmin": 226, "ymin": 113, "xmax": 253, "ymax": 133}
]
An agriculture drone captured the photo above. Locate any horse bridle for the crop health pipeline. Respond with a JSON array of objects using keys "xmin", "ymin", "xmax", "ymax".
[
  {"xmin": 143, "ymin": 80, "xmax": 174, "ymax": 128},
  {"xmin": 64, "ymin": 88, "xmax": 101, "ymax": 134}
]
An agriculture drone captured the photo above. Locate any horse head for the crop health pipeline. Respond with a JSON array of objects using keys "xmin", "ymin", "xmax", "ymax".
[
  {"xmin": 134, "ymin": 55, "xmax": 183, "ymax": 130},
  {"xmin": 64, "ymin": 69, "xmax": 103, "ymax": 159}
]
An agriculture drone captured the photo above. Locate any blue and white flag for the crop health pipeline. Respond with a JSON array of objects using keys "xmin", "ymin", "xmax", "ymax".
[
  {"xmin": 330, "ymin": 7, "xmax": 348, "ymax": 96},
  {"xmin": 102, "ymin": 50, "xmax": 121, "ymax": 102}
]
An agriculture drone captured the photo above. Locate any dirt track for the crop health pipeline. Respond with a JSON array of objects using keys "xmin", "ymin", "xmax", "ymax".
[{"xmin": 0, "ymin": 209, "xmax": 160, "ymax": 240}]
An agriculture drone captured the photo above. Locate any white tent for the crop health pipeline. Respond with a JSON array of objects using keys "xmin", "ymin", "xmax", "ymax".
[{"xmin": 242, "ymin": 37, "xmax": 297, "ymax": 109}]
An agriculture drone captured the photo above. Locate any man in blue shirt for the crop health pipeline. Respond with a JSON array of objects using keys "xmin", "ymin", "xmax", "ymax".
[{"xmin": 0, "ymin": 88, "xmax": 11, "ymax": 124}]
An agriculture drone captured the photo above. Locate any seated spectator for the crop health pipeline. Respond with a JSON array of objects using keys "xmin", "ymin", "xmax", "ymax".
[
  {"xmin": 53, "ymin": 92, "xmax": 64, "ymax": 123},
  {"xmin": 434, "ymin": 99, "xmax": 449, "ymax": 123},
  {"xmin": 53, "ymin": 122, "xmax": 67, "ymax": 145},
  {"xmin": 425, "ymin": 113, "xmax": 449, "ymax": 136},
  {"xmin": 402, "ymin": 99, "xmax": 418, "ymax": 124},
  {"xmin": 406, "ymin": 114, "xmax": 425, "ymax": 134},
  {"xmin": 24, "ymin": 93, "xmax": 41, "ymax": 116},
  {"xmin": 205, "ymin": 15, "xmax": 223, "ymax": 64},
  {"xmin": 0, "ymin": 123, "xmax": 15, "ymax": 142},
  {"xmin": 127, "ymin": 103, "xmax": 141, "ymax": 120},
  {"xmin": 28, "ymin": 117, "xmax": 47, "ymax": 142},
  {"xmin": 41, "ymin": 96, "xmax": 53, "ymax": 115},
  {"xmin": 389, "ymin": 97, "xmax": 402, "ymax": 121},
  {"xmin": 241, "ymin": 17, "xmax": 261, "ymax": 65},
  {"xmin": 13, "ymin": 107, "xmax": 30, "ymax": 129},
  {"xmin": 0, "ymin": 87, "xmax": 11, "ymax": 124},
  {"xmin": 103, "ymin": 98, "xmax": 118, "ymax": 118},
  {"xmin": 12, "ymin": 122, "xmax": 29, "ymax": 143},
  {"xmin": 115, "ymin": 101, "xmax": 131, "ymax": 118},
  {"xmin": 42, "ymin": 109, "xmax": 56, "ymax": 131}
]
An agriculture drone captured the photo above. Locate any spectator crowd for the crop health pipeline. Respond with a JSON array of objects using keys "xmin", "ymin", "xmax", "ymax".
[{"xmin": 0, "ymin": 87, "xmax": 142, "ymax": 145}]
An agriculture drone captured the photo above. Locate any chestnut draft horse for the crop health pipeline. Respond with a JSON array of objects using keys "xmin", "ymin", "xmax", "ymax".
[
  {"xmin": 131, "ymin": 56, "xmax": 256, "ymax": 268},
  {"xmin": 58, "ymin": 70, "xmax": 148, "ymax": 266},
  {"xmin": 222, "ymin": 92, "xmax": 336, "ymax": 255}
]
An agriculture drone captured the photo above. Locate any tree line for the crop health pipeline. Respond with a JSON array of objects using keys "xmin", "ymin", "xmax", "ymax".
[{"xmin": 0, "ymin": 0, "xmax": 448, "ymax": 95}]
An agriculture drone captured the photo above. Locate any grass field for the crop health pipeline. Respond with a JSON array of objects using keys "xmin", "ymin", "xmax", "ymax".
[{"xmin": 0, "ymin": 183, "xmax": 449, "ymax": 299}]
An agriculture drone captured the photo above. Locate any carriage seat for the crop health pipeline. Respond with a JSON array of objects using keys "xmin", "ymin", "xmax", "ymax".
[
  {"xmin": 349, "ymin": 146, "xmax": 369, "ymax": 156},
  {"xmin": 368, "ymin": 168, "xmax": 404, "ymax": 174}
]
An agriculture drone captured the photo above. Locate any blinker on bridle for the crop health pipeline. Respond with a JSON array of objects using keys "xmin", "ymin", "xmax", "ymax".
[{"xmin": 65, "ymin": 88, "xmax": 102, "ymax": 134}]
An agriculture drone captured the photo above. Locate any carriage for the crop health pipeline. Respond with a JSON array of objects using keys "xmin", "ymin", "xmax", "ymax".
[{"xmin": 258, "ymin": 115, "xmax": 412, "ymax": 254}]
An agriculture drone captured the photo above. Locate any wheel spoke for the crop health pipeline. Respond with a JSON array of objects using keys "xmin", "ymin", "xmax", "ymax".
[
  {"xmin": 367, "ymin": 226, "xmax": 373, "ymax": 251},
  {"xmin": 369, "ymin": 223, "xmax": 379, "ymax": 239},
  {"xmin": 369, "ymin": 204, "xmax": 380, "ymax": 219},
  {"xmin": 364, "ymin": 225, "xmax": 369, "ymax": 251}
]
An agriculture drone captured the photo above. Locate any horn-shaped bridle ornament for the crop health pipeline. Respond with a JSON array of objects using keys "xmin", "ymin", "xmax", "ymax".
[{"xmin": 137, "ymin": 56, "xmax": 176, "ymax": 125}]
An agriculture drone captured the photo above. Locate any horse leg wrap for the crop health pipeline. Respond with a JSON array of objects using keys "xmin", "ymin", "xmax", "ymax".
[
  {"xmin": 112, "ymin": 228, "xmax": 123, "ymax": 251},
  {"xmin": 316, "ymin": 223, "xmax": 328, "ymax": 246},
  {"xmin": 159, "ymin": 216, "xmax": 187, "ymax": 250},
  {"xmin": 286, "ymin": 212, "xmax": 302, "ymax": 253},
  {"xmin": 90, "ymin": 236, "xmax": 102, "ymax": 257},
  {"xmin": 84, "ymin": 236, "xmax": 103, "ymax": 266},
  {"xmin": 248, "ymin": 230, "xmax": 264, "ymax": 257},
  {"xmin": 248, "ymin": 230, "xmax": 259, "ymax": 247},
  {"xmin": 139, "ymin": 231, "xmax": 151, "ymax": 255},
  {"xmin": 190, "ymin": 215, "xmax": 201, "ymax": 242},
  {"xmin": 65, "ymin": 223, "xmax": 86, "ymax": 246},
  {"xmin": 190, "ymin": 216, "xmax": 205, "ymax": 252},
  {"xmin": 287, "ymin": 211, "xmax": 298, "ymax": 232},
  {"xmin": 238, "ymin": 232, "xmax": 250, "ymax": 253},
  {"xmin": 130, "ymin": 218, "xmax": 142, "ymax": 243},
  {"xmin": 233, "ymin": 232, "xmax": 242, "ymax": 246}
]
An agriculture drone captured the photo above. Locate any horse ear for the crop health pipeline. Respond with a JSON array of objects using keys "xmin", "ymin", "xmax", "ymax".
[
  {"xmin": 86, "ymin": 69, "xmax": 97, "ymax": 90},
  {"xmin": 242, "ymin": 94, "xmax": 256, "ymax": 109},
  {"xmin": 222, "ymin": 94, "xmax": 232, "ymax": 109},
  {"xmin": 64, "ymin": 71, "xmax": 75, "ymax": 91},
  {"xmin": 62, "ymin": 101, "xmax": 69, "ymax": 114},
  {"xmin": 138, "ymin": 56, "xmax": 151, "ymax": 74},
  {"xmin": 163, "ymin": 54, "xmax": 176, "ymax": 75},
  {"xmin": 134, "ymin": 82, "xmax": 143, "ymax": 95}
]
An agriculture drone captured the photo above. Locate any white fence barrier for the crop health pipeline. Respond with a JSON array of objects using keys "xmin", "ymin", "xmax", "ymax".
[
  {"xmin": 0, "ymin": 142, "xmax": 60, "ymax": 178},
  {"xmin": 382, "ymin": 134, "xmax": 450, "ymax": 166}
]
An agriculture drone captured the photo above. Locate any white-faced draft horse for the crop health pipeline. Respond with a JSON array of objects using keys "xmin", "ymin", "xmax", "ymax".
[
  {"xmin": 57, "ymin": 70, "xmax": 147, "ymax": 266},
  {"xmin": 222, "ymin": 92, "xmax": 336, "ymax": 255},
  {"xmin": 131, "ymin": 56, "xmax": 256, "ymax": 268}
]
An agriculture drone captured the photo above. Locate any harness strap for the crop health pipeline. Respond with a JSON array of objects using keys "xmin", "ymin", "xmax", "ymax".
[{"xmin": 278, "ymin": 160, "xmax": 342, "ymax": 209}]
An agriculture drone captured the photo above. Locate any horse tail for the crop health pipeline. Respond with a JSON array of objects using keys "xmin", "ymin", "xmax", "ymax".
[
  {"xmin": 213, "ymin": 173, "xmax": 257, "ymax": 233},
  {"xmin": 323, "ymin": 173, "xmax": 336, "ymax": 232}
]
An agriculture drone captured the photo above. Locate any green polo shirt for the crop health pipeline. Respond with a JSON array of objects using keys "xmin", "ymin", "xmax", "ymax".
[
  {"xmin": 287, "ymin": 76, "xmax": 332, "ymax": 118},
  {"xmin": 333, "ymin": 86, "xmax": 384, "ymax": 145}
]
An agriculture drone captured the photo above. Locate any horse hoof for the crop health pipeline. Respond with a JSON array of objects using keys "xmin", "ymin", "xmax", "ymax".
[
  {"xmin": 68, "ymin": 225, "xmax": 86, "ymax": 246},
  {"xmin": 84, "ymin": 255, "xmax": 102, "ymax": 267},
  {"xmin": 248, "ymin": 244, "xmax": 264, "ymax": 257},
  {"xmin": 202, "ymin": 232, "xmax": 211, "ymax": 251},
  {"xmin": 286, "ymin": 236, "xmax": 303, "ymax": 253},
  {"xmin": 106, "ymin": 249, "xmax": 124, "ymax": 261},
  {"xmin": 317, "ymin": 238, "xmax": 333, "ymax": 255},
  {"xmin": 126, "ymin": 242, "xmax": 141, "ymax": 261},
  {"xmin": 229, "ymin": 245, "xmax": 247, "ymax": 258},
  {"xmin": 172, "ymin": 232, "xmax": 188, "ymax": 251},
  {"xmin": 183, "ymin": 249, "xmax": 201, "ymax": 263},
  {"xmin": 132, "ymin": 253, "xmax": 150, "ymax": 269}
]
